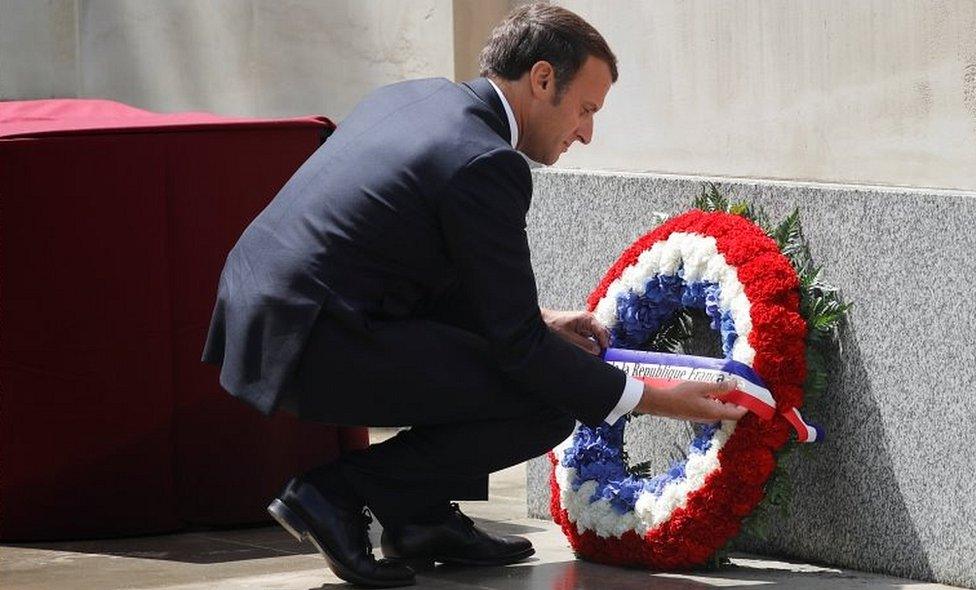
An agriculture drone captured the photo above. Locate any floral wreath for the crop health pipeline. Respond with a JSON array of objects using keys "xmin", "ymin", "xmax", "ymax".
[{"xmin": 548, "ymin": 186, "xmax": 848, "ymax": 569}]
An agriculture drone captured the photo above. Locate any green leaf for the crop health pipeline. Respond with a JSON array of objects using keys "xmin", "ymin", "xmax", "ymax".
[
  {"xmin": 729, "ymin": 201, "xmax": 750, "ymax": 216},
  {"xmin": 649, "ymin": 309, "xmax": 694, "ymax": 353},
  {"xmin": 629, "ymin": 460, "xmax": 655, "ymax": 478},
  {"xmin": 694, "ymin": 182, "xmax": 730, "ymax": 213}
]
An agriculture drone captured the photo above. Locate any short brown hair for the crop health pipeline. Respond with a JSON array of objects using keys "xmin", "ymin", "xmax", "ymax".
[{"xmin": 478, "ymin": 2, "xmax": 618, "ymax": 99}]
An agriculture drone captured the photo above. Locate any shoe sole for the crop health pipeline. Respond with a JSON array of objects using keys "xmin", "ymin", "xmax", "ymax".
[
  {"xmin": 267, "ymin": 498, "xmax": 414, "ymax": 588},
  {"xmin": 387, "ymin": 546, "xmax": 536, "ymax": 570}
]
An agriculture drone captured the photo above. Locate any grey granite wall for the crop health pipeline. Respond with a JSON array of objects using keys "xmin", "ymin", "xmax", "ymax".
[{"xmin": 523, "ymin": 169, "xmax": 976, "ymax": 589}]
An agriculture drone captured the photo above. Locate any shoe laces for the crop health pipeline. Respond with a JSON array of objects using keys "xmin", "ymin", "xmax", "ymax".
[{"xmin": 449, "ymin": 502, "xmax": 474, "ymax": 528}]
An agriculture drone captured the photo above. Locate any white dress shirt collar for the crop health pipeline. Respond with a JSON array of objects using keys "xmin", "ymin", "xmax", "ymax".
[{"xmin": 486, "ymin": 78, "xmax": 519, "ymax": 150}]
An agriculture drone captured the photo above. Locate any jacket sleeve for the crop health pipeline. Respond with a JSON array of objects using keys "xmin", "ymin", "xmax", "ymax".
[{"xmin": 436, "ymin": 148, "xmax": 626, "ymax": 427}]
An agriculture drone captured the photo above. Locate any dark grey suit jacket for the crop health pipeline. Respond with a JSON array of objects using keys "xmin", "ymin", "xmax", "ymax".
[{"xmin": 200, "ymin": 77, "xmax": 626, "ymax": 427}]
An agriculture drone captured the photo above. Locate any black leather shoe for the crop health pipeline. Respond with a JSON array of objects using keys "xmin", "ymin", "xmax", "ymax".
[
  {"xmin": 268, "ymin": 475, "xmax": 415, "ymax": 588},
  {"xmin": 380, "ymin": 502, "xmax": 534, "ymax": 570}
]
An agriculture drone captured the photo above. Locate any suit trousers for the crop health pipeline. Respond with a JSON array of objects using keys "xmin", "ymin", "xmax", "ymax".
[{"xmin": 284, "ymin": 290, "xmax": 576, "ymax": 527}]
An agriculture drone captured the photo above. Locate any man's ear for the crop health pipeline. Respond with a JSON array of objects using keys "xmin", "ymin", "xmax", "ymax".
[{"xmin": 529, "ymin": 61, "xmax": 555, "ymax": 100}]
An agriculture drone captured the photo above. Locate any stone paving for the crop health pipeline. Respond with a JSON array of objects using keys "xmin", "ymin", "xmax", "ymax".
[{"xmin": 0, "ymin": 429, "xmax": 965, "ymax": 589}]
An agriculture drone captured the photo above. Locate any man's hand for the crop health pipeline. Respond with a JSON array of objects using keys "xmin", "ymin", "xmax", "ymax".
[
  {"xmin": 540, "ymin": 308, "xmax": 608, "ymax": 355},
  {"xmin": 635, "ymin": 378, "xmax": 748, "ymax": 423}
]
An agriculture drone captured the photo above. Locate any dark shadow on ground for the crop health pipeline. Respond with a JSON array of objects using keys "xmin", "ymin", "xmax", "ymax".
[
  {"xmin": 0, "ymin": 517, "xmax": 546, "ymax": 566},
  {"xmin": 474, "ymin": 517, "xmax": 549, "ymax": 536},
  {"xmin": 1, "ymin": 524, "xmax": 317, "ymax": 564}
]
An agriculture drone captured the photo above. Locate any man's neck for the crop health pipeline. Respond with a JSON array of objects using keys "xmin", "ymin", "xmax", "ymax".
[{"xmin": 487, "ymin": 76, "xmax": 525, "ymax": 151}]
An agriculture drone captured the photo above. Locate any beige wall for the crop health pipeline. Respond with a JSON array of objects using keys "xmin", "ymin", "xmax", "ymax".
[
  {"xmin": 1, "ymin": 0, "xmax": 457, "ymax": 120},
  {"xmin": 4, "ymin": 0, "xmax": 976, "ymax": 191},
  {"xmin": 554, "ymin": 0, "xmax": 976, "ymax": 191},
  {"xmin": 0, "ymin": 0, "xmax": 79, "ymax": 100},
  {"xmin": 452, "ymin": 0, "xmax": 513, "ymax": 81}
]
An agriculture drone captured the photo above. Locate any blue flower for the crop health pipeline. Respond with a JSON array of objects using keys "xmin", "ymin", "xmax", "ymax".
[
  {"xmin": 596, "ymin": 476, "xmax": 646, "ymax": 514},
  {"xmin": 657, "ymin": 273, "xmax": 683, "ymax": 297},
  {"xmin": 644, "ymin": 473, "xmax": 671, "ymax": 496},
  {"xmin": 578, "ymin": 460, "xmax": 627, "ymax": 485},
  {"xmin": 571, "ymin": 275, "xmax": 736, "ymax": 507},
  {"xmin": 704, "ymin": 284, "xmax": 723, "ymax": 330},
  {"xmin": 666, "ymin": 458, "xmax": 687, "ymax": 481},
  {"xmin": 614, "ymin": 286, "xmax": 681, "ymax": 347},
  {"xmin": 689, "ymin": 422, "xmax": 719, "ymax": 455},
  {"xmin": 681, "ymin": 281, "xmax": 708, "ymax": 308},
  {"xmin": 720, "ymin": 310, "xmax": 738, "ymax": 356}
]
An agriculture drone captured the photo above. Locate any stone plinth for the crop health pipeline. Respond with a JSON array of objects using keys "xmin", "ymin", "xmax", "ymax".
[{"xmin": 524, "ymin": 168, "xmax": 976, "ymax": 589}]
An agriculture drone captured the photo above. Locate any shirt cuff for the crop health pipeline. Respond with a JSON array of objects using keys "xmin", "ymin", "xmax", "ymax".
[{"xmin": 604, "ymin": 376, "xmax": 644, "ymax": 426}]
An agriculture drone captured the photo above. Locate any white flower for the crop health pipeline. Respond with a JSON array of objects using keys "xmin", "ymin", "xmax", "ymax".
[
  {"xmin": 680, "ymin": 235, "xmax": 717, "ymax": 283},
  {"xmin": 658, "ymin": 240, "xmax": 682, "ymax": 275},
  {"xmin": 594, "ymin": 280, "xmax": 624, "ymax": 327}
]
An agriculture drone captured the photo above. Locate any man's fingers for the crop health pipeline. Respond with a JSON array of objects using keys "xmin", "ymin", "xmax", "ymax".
[
  {"xmin": 687, "ymin": 399, "xmax": 746, "ymax": 422},
  {"xmin": 576, "ymin": 315, "xmax": 610, "ymax": 347},
  {"xmin": 714, "ymin": 403, "xmax": 748, "ymax": 421},
  {"xmin": 704, "ymin": 378, "xmax": 739, "ymax": 399},
  {"xmin": 704, "ymin": 378, "xmax": 747, "ymax": 420},
  {"xmin": 690, "ymin": 379, "xmax": 747, "ymax": 421},
  {"xmin": 585, "ymin": 315, "xmax": 610, "ymax": 348},
  {"xmin": 568, "ymin": 332, "xmax": 601, "ymax": 354},
  {"xmin": 690, "ymin": 403, "xmax": 746, "ymax": 423},
  {"xmin": 552, "ymin": 311, "xmax": 610, "ymax": 351},
  {"xmin": 637, "ymin": 375, "xmax": 749, "ymax": 422}
]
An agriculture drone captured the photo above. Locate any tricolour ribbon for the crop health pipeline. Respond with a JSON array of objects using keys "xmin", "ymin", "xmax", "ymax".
[
  {"xmin": 782, "ymin": 407, "xmax": 824, "ymax": 443},
  {"xmin": 602, "ymin": 347, "xmax": 823, "ymax": 443}
]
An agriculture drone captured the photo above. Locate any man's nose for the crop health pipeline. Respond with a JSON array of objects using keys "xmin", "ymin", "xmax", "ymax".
[{"xmin": 576, "ymin": 117, "xmax": 594, "ymax": 145}]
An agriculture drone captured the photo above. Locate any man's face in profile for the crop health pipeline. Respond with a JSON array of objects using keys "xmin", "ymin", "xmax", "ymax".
[{"xmin": 528, "ymin": 55, "xmax": 613, "ymax": 166}]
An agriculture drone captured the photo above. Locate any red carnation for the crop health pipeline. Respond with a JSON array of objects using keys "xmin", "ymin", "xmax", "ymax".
[
  {"xmin": 729, "ymin": 484, "xmax": 765, "ymax": 515},
  {"xmin": 728, "ymin": 447, "xmax": 775, "ymax": 485},
  {"xmin": 752, "ymin": 343, "xmax": 807, "ymax": 386},
  {"xmin": 736, "ymin": 252, "xmax": 801, "ymax": 304},
  {"xmin": 772, "ymin": 384, "xmax": 805, "ymax": 411},
  {"xmin": 750, "ymin": 304, "xmax": 807, "ymax": 339},
  {"xmin": 756, "ymin": 414, "xmax": 793, "ymax": 448},
  {"xmin": 717, "ymin": 235, "xmax": 779, "ymax": 267}
]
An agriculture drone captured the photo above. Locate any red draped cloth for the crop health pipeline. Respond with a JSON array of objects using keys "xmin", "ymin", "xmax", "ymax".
[{"xmin": 0, "ymin": 99, "xmax": 368, "ymax": 541}]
